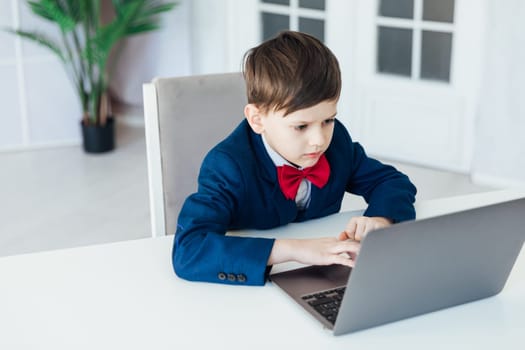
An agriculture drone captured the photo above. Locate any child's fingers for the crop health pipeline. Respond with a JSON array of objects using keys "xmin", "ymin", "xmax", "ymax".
[
  {"xmin": 343, "ymin": 220, "xmax": 357, "ymax": 240},
  {"xmin": 358, "ymin": 220, "xmax": 374, "ymax": 240},
  {"xmin": 338, "ymin": 231, "xmax": 349, "ymax": 241},
  {"xmin": 355, "ymin": 222, "xmax": 365, "ymax": 240},
  {"xmin": 331, "ymin": 240, "xmax": 361, "ymax": 255},
  {"xmin": 353, "ymin": 219, "xmax": 370, "ymax": 241},
  {"xmin": 332, "ymin": 254, "xmax": 355, "ymax": 268},
  {"xmin": 347, "ymin": 216, "xmax": 389, "ymax": 241},
  {"xmin": 331, "ymin": 253, "xmax": 355, "ymax": 267}
]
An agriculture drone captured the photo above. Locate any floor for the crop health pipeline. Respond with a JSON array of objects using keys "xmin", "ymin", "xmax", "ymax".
[{"xmin": 0, "ymin": 105, "xmax": 495, "ymax": 257}]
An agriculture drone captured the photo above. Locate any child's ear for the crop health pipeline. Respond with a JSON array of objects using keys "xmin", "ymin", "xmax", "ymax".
[{"xmin": 245, "ymin": 104, "xmax": 264, "ymax": 134}]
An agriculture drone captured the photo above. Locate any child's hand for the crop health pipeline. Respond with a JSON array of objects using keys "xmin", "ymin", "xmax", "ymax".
[
  {"xmin": 268, "ymin": 238, "xmax": 361, "ymax": 267},
  {"xmin": 338, "ymin": 216, "xmax": 392, "ymax": 242}
]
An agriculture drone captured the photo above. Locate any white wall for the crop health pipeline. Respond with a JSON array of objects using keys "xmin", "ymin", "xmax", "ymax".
[
  {"xmin": 188, "ymin": 0, "xmax": 525, "ymax": 187},
  {"xmin": 189, "ymin": 0, "xmax": 259, "ymax": 75},
  {"xmin": 189, "ymin": 0, "xmax": 229, "ymax": 75},
  {"xmin": 0, "ymin": 0, "xmax": 252, "ymax": 151},
  {"xmin": 3, "ymin": 0, "xmax": 525, "ymax": 188},
  {"xmin": 0, "ymin": 0, "xmax": 80, "ymax": 151},
  {"xmin": 0, "ymin": 0, "xmax": 193, "ymax": 151},
  {"xmin": 471, "ymin": 0, "xmax": 525, "ymax": 187},
  {"xmin": 110, "ymin": 0, "xmax": 257, "ymax": 103},
  {"xmin": 109, "ymin": 0, "xmax": 192, "ymax": 105}
]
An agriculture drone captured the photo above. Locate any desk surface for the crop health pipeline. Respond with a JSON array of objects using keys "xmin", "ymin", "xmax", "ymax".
[{"xmin": 1, "ymin": 190, "xmax": 524, "ymax": 349}]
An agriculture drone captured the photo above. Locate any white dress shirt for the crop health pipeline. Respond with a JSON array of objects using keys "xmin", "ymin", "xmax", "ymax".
[{"xmin": 262, "ymin": 135, "xmax": 312, "ymax": 210}]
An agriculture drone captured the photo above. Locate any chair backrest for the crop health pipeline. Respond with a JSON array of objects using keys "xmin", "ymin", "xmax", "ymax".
[{"xmin": 143, "ymin": 73, "xmax": 247, "ymax": 237}]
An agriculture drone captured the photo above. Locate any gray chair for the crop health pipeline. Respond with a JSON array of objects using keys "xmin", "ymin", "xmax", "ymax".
[{"xmin": 143, "ymin": 73, "xmax": 247, "ymax": 237}]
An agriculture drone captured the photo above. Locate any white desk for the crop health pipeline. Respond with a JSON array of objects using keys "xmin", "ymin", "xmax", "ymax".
[{"xmin": 1, "ymin": 190, "xmax": 524, "ymax": 349}]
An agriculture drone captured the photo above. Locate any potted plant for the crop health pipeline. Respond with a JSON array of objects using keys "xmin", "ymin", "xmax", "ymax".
[{"xmin": 5, "ymin": 0, "xmax": 176, "ymax": 153}]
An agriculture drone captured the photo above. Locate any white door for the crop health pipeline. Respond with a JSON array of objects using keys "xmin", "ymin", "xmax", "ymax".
[
  {"xmin": 349, "ymin": 0, "xmax": 485, "ymax": 172},
  {"xmin": 227, "ymin": 0, "xmax": 486, "ymax": 172}
]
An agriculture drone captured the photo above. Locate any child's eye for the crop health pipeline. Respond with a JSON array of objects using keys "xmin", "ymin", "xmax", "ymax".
[
  {"xmin": 323, "ymin": 118, "xmax": 335, "ymax": 125},
  {"xmin": 294, "ymin": 124, "xmax": 307, "ymax": 131}
]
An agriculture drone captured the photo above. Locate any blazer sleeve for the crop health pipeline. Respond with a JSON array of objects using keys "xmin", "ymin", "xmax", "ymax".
[
  {"xmin": 172, "ymin": 150, "xmax": 275, "ymax": 286},
  {"xmin": 343, "ymin": 135, "xmax": 417, "ymax": 222}
]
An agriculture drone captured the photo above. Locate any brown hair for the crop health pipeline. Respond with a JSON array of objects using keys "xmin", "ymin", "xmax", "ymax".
[{"xmin": 243, "ymin": 31, "xmax": 341, "ymax": 116}]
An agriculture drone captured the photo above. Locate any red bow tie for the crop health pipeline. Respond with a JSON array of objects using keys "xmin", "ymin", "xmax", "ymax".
[{"xmin": 276, "ymin": 154, "xmax": 331, "ymax": 200}]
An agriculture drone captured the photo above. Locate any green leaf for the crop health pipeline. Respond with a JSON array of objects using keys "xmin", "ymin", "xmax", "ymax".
[
  {"xmin": 28, "ymin": 0, "xmax": 76, "ymax": 32},
  {"xmin": 140, "ymin": 3, "xmax": 176, "ymax": 17},
  {"xmin": 125, "ymin": 2, "xmax": 176, "ymax": 37},
  {"xmin": 5, "ymin": 28, "xmax": 66, "ymax": 62},
  {"xmin": 27, "ymin": 1, "xmax": 54, "ymax": 21},
  {"xmin": 11, "ymin": 0, "xmax": 177, "ymax": 124},
  {"xmin": 125, "ymin": 22, "xmax": 160, "ymax": 35},
  {"xmin": 85, "ymin": 1, "xmax": 141, "ymax": 67},
  {"xmin": 56, "ymin": 0, "xmax": 83, "ymax": 23},
  {"xmin": 111, "ymin": 0, "xmax": 125, "ymax": 17},
  {"xmin": 78, "ymin": 0, "xmax": 99, "ymax": 23}
]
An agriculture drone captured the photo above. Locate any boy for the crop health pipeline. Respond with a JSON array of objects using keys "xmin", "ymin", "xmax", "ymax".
[{"xmin": 173, "ymin": 31, "xmax": 416, "ymax": 286}]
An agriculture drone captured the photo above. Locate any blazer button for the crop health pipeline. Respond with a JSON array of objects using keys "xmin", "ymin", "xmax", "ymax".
[
  {"xmin": 237, "ymin": 274, "xmax": 247, "ymax": 283},
  {"xmin": 218, "ymin": 272, "xmax": 227, "ymax": 281},
  {"xmin": 227, "ymin": 273, "xmax": 236, "ymax": 282}
]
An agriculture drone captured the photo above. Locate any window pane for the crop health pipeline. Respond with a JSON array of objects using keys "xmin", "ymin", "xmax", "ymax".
[
  {"xmin": 262, "ymin": 0, "xmax": 290, "ymax": 5},
  {"xmin": 299, "ymin": 17, "xmax": 325, "ymax": 42},
  {"xmin": 262, "ymin": 12, "xmax": 289, "ymax": 40},
  {"xmin": 423, "ymin": 0, "xmax": 455, "ymax": 23},
  {"xmin": 421, "ymin": 31, "xmax": 452, "ymax": 82},
  {"xmin": 377, "ymin": 26, "xmax": 413, "ymax": 77},
  {"xmin": 378, "ymin": 0, "xmax": 414, "ymax": 19},
  {"xmin": 299, "ymin": 0, "xmax": 325, "ymax": 10}
]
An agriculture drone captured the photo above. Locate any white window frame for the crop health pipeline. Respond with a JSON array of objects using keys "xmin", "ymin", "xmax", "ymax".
[
  {"xmin": 375, "ymin": 0, "xmax": 456, "ymax": 82},
  {"xmin": 259, "ymin": 0, "xmax": 326, "ymax": 34}
]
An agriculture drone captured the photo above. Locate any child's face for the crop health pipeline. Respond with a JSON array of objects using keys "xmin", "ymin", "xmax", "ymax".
[{"xmin": 246, "ymin": 100, "xmax": 337, "ymax": 168}]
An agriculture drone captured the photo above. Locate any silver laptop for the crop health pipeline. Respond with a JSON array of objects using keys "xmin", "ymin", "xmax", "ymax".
[{"xmin": 270, "ymin": 198, "xmax": 525, "ymax": 335}]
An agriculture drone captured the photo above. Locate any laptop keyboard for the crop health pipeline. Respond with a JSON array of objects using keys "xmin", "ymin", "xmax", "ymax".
[{"xmin": 301, "ymin": 286, "xmax": 346, "ymax": 324}]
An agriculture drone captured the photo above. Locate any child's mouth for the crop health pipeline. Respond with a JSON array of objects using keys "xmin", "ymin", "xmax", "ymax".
[{"xmin": 304, "ymin": 152, "xmax": 321, "ymax": 159}]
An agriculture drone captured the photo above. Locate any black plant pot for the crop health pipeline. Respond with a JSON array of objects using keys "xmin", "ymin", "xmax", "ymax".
[{"xmin": 81, "ymin": 117, "xmax": 115, "ymax": 153}]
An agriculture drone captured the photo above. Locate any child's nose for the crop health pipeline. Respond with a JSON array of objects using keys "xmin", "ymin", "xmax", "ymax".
[{"xmin": 309, "ymin": 130, "xmax": 325, "ymax": 147}]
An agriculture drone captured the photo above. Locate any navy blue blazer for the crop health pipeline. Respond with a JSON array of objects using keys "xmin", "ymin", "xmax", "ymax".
[{"xmin": 173, "ymin": 119, "xmax": 416, "ymax": 286}]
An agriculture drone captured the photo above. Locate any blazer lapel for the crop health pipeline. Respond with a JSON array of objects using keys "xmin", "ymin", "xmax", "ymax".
[{"xmin": 249, "ymin": 128, "xmax": 298, "ymax": 224}]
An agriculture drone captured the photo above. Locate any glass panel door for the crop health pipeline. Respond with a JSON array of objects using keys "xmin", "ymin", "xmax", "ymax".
[
  {"xmin": 260, "ymin": 0, "xmax": 326, "ymax": 41},
  {"xmin": 376, "ymin": 0, "xmax": 455, "ymax": 83}
]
